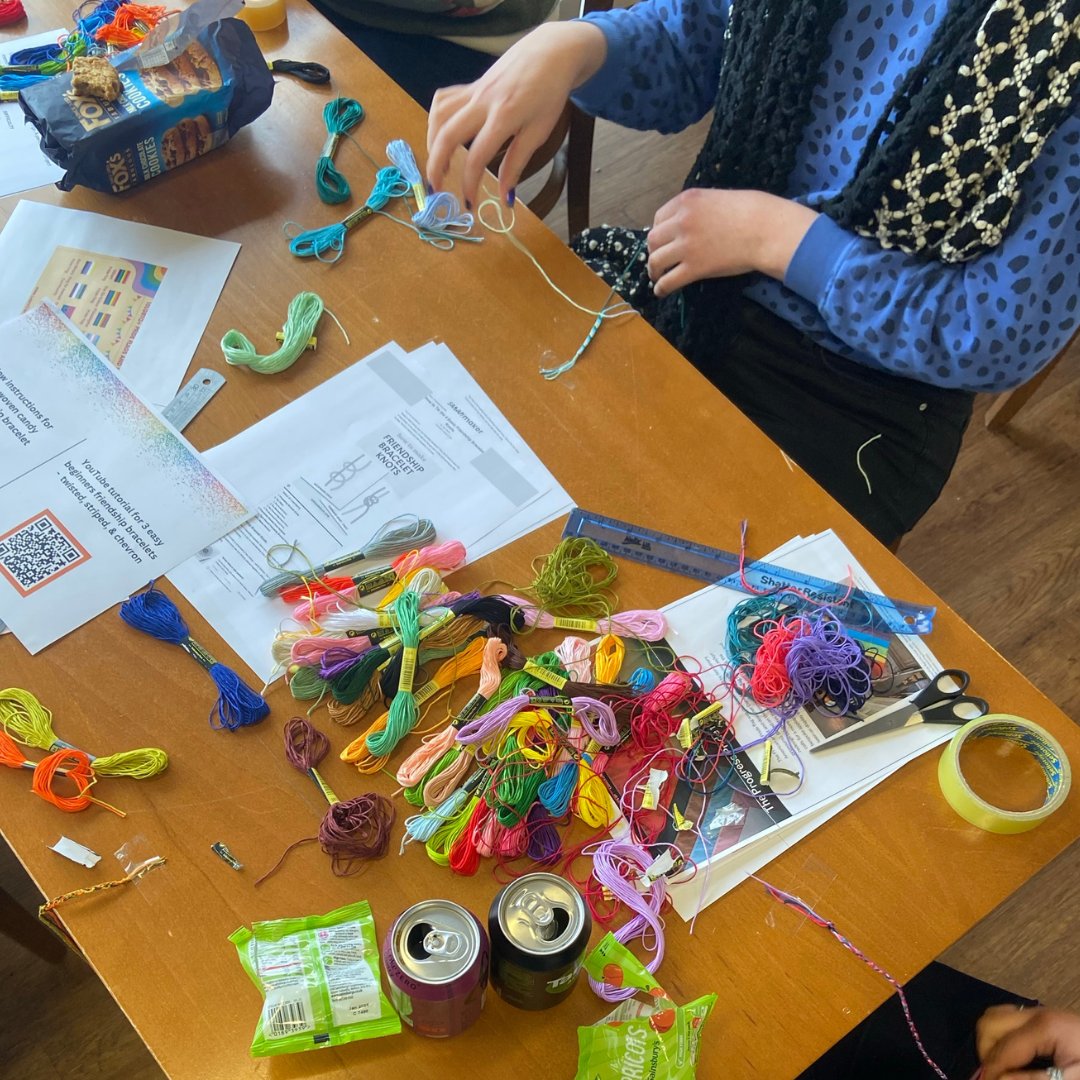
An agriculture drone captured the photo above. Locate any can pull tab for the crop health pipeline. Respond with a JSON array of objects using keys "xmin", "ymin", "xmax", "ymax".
[
  {"xmin": 422, "ymin": 929, "xmax": 468, "ymax": 961},
  {"xmin": 516, "ymin": 891, "xmax": 558, "ymax": 940}
]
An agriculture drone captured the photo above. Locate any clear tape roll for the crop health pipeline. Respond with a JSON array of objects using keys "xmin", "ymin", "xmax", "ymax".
[{"xmin": 937, "ymin": 713, "xmax": 1071, "ymax": 834}]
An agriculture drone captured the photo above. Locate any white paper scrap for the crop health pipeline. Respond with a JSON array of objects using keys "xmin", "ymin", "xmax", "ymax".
[{"xmin": 51, "ymin": 836, "xmax": 101, "ymax": 868}]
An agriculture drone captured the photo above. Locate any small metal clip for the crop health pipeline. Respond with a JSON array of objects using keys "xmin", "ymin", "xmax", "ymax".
[{"xmin": 211, "ymin": 842, "xmax": 243, "ymax": 871}]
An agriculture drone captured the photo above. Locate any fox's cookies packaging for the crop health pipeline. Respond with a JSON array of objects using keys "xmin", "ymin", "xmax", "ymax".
[{"xmin": 20, "ymin": 16, "xmax": 273, "ymax": 194}]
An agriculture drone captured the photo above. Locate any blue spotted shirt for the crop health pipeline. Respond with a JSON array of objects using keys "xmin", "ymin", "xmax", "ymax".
[{"xmin": 573, "ymin": 0, "xmax": 1080, "ymax": 392}]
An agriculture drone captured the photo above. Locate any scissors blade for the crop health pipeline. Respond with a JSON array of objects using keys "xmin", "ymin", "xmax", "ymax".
[{"xmin": 811, "ymin": 702, "xmax": 919, "ymax": 752}]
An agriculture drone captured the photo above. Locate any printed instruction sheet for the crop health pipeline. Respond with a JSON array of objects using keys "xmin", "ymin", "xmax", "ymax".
[
  {"xmin": 169, "ymin": 340, "xmax": 573, "ymax": 682},
  {"xmin": 0, "ymin": 303, "xmax": 249, "ymax": 653}
]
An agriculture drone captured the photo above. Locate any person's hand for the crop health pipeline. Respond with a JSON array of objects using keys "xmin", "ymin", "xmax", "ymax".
[
  {"xmin": 977, "ymin": 1005, "xmax": 1080, "ymax": 1079},
  {"xmin": 426, "ymin": 21, "xmax": 607, "ymax": 209},
  {"xmin": 646, "ymin": 188, "xmax": 819, "ymax": 297}
]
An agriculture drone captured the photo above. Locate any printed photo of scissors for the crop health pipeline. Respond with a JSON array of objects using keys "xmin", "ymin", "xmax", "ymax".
[{"xmin": 810, "ymin": 669, "xmax": 989, "ymax": 753}]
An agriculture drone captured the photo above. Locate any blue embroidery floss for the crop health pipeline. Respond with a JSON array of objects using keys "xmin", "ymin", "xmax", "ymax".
[
  {"xmin": 385, "ymin": 138, "xmax": 427, "ymax": 210},
  {"xmin": 315, "ymin": 97, "xmax": 365, "ymax": 205},
  {"xmin": 119, "ymin": 583, "xmax": 270, "ymax": 731},
  {"xmin": 411, "ymin": 191, "xmax": 472, "ymax": 234},
  {"xmin": 285, "ymin": 167, "xmax": 408, "ymax": 263},
  {"xmin": 376, "ymin": 189, "xmax": 480, "ymax": 250}
]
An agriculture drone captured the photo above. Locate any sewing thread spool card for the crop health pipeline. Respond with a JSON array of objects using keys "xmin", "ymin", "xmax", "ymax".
[{"xmin": 0, "ymin": 302, "xmax": 249, "ymax": 653}]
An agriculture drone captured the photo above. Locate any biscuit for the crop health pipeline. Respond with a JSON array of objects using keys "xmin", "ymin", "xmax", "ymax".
[
  {"xmin": 183, "ymin": 41, "xmax": 224, "ymax": 92},
  {"xmin": 70, "ymin": 56, "xmax": 121, "ymax": 102},
  {"xmin": 139, "ymin": 65, "xmax": 186, "ymax": 107},
  {"xmin": 159, "ymin": 114, "xmax": 214, "ymax": 170}
]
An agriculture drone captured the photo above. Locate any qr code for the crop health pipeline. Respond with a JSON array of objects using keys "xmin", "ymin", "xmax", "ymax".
[{"xmin": 0, "ymin": 511, "xmax": 90, "ymax": 597}]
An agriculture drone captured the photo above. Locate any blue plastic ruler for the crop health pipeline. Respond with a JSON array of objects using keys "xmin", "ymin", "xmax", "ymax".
[{"xmin": 562, "ymin": 508, "xmax": 935, "ymax": 636}]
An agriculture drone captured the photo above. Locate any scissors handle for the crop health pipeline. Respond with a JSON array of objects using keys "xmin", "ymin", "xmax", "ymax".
[
  {"xmin": 912, "ymin": 668, "xmax": 971, "ymax": 709},
  {"xmin": 919, "ymin": 695, "xmax": 990, "ymax": 724}
]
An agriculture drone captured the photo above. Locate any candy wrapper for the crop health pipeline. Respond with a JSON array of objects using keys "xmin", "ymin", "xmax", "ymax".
[
  {"xmin": 576, "ymin": 935, "xmax": 716, "ymax": 1080},
  {"xmin": 229, "ymin": 900, "xmax": 401, "ymax": 1057},
  {"xmin": 20, "ymin": 0, "xmax": 273, "ymax": 194}
]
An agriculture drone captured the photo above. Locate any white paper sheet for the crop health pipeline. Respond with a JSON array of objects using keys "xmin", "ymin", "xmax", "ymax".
[
  {"xmin": 661, "ymin": 530, "xmax": 948, "ymax": 920},
  {"xmin": 0, "ymin": 303, "xmax": 249, "ymax": 653},
  {"xmin": 169, "ymin": 340, "xmax": 573, "ymax": 682},
  {"xmin": 0, "ymin": 31, "xmax": 66, "ymax": 197},
  {"xmin": 0, "ymin": 200, "xmax": 238, "ymax": 405}
]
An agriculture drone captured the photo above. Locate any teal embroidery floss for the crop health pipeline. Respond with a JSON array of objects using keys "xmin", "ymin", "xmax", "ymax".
[
  {"xmin": 221, "ymin": 292, "xmax": 348, "ymax": 375},
  {"xmin": 315, "ymin": 97, "xmax": 365, "ymax": 205},
  {"xmin": 285, "ymin": 167, "xmax": 408, "ymax": 263}
]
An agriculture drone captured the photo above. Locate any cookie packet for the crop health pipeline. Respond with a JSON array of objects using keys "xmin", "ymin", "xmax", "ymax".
[
  {"xmin": 575, "ymin": 934, "xmax": 717, "ymax": 1080},
  {"xmin": 230, "ymin": 900, "xmax": 401, "ymax": 1058},
  {"xmin": 20, "ymin": 0, "xmax": 273, "ymax": 194}
]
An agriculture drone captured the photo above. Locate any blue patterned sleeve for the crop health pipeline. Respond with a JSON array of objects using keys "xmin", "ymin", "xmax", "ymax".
[
  {"xmin": 570, "ymin": 0, "xmax": 731, "ymax": 134},
  {"xmin": 785, "ymin": 117, "xmax": 1080, "ymax": 393}
]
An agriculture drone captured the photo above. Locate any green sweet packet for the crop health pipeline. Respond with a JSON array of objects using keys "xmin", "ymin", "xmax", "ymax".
[
  {"xmin": 229, "ymin": 899, "xmax": 401, "ymax": 1057},
  {"xmin": 575, "ymin": 934, "xmax": 717, "ymax": 1080}
]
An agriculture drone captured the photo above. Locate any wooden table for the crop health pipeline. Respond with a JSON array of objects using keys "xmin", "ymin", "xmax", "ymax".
[{"xmin": 2, "ymin": 4, "xmax": 1077, "ymax": 1078}]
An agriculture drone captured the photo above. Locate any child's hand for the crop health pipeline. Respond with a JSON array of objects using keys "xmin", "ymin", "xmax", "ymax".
[
  {"xmin": 647, "ymin": 188, "xmax": 818, "ymax": 297},
  {"xmin": 426, "ymin": 22, "xmax": 607, "ymax": 209}
]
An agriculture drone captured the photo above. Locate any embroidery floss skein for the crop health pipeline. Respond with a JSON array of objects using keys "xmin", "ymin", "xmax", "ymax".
[
  {"xmin": 0, "ymin": 1, "xmax": 26, "ymax": 27},
  {"xmin": 283, "ymin": 715, "xmax": 339, "ymax": 803},
  {"xmin": 340, "ymin": 638, "xmax": 487, "ymax": 771},
  {"xmin": 366, "ymin": 590, "xmax": 421, "ymax": 756},
  {"xmin": 587, "ymin": 840, "xmax": 667, "ymax": 1002},
  {"xmin": 221, "ymin": 292, "xmax": 347, "ymax": 375},
  {"xmin": 257, "ymin": 715, "xmax": 394, "ymax": 884},
  {"xmin": 259, "ymin": 515, "xmax": 436, "ymax": 595},
  {"xmin": 0, "ymin": 687, "xmax": 167, "ymax": 779},
  {"xmin": 286, "ymin": 167, "xmax": 408, "ymax": 262},
  {"xmin": 401, "ymin": 769, "xmax": 486, "ymax": 851},
  {"xmin": 385, "ymin": 138, "xmax": 427, "ymax": 210},
  {"xmin": 517, "ymin": 537, "xmax": 619, "ymax": 619},
  {"xmin": 395, "ymin": 636, "xmax": 506, "ymax": 786},
  {"xmin": 119, "ymin": 584, "xmax": 270, "ymax": 731},
  {"xmin": 283, "ymin": 539, "xmax": 464, "ymax": 607},
  {"xmin": 0, "ymin": 733, "xmax": 126, "ymax": 817},
  {"xmin": 315, "ymin": 97, "xmax": 364, "ymax": 205},
  {"xmin": 502, "ymin": 596, "xmax": 667, "ymax": 641}
]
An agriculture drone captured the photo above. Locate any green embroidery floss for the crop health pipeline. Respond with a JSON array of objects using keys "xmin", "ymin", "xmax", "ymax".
[
  {"xmin": 522, "ymin": 537, "xmax": 619, "ymax": 619},
  {"xmin": 221, "ymin": 292, "xmax": 347, "ymax": 375}
]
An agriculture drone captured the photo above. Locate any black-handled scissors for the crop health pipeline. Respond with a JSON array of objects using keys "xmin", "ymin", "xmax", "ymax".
[{"xmin": 810, "ymin": 669, "xmax": 990, "ymax": 753}]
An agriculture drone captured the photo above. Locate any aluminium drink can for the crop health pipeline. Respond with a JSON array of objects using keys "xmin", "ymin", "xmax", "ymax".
[
  {"xmin": 383, "ymin": 899, "xmax": 488, "ymax": 1037},
  {"xmin": 488, "ymin": 871, "xmax": 591, "ymax": 1009}
]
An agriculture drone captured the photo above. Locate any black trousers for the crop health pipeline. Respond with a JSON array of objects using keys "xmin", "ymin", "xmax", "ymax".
[
  {"xmin": 310, "ymin": 3, "xmax": 495, "ymax": 110},
  {"xmin": 572, "ymin": 228, "xmax": 976, "ymax": 546},
  {"xmin": 796, "ymin": 962, "xmax": 1035, "ymax": 1080}
]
